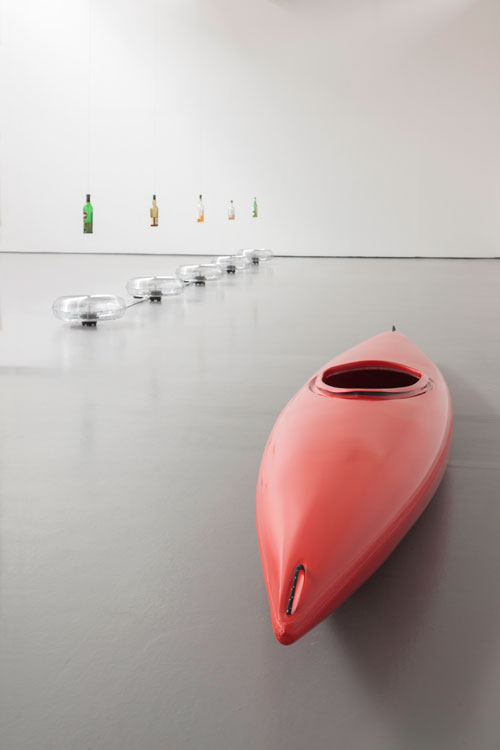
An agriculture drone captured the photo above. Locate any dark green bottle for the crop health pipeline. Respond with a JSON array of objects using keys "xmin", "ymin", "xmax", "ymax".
[{"xmin": 83, "ymin": 194, "xmax": 93, "ymax": 234}]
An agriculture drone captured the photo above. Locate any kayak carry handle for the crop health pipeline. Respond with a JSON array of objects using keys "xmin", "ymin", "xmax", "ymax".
[{"xmin": 286, "ymin": 564, "xmax": 305, "ymax": 616}]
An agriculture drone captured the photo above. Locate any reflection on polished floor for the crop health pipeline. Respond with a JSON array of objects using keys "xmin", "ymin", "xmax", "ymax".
[{"xmin": 1, "ymin": 253, "xmax": 499, "ymax": 750}]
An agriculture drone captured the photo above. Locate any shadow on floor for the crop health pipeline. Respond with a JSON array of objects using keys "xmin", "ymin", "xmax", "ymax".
[{"xmin": 329, "ymin": 455, "xmax": 500, "ymax": 746}]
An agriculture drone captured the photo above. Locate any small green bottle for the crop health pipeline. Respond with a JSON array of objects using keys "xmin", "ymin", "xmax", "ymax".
[
  {"xmin": 83, "ymin": 194, "xmax": 93, "ymax": 234},
  {"xmin": 253, "ymin": 197, "xmax": 258, "ymax": 218}
]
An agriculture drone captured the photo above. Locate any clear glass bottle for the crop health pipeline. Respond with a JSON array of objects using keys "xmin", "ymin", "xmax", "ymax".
[
  {"xmin": 150, "ymin": 195, "xmax": 159, "ymax": 227},
  {"xmin": 228, "ymin": 200, "xmax": 235, "ymax": 221},
  {"xmin": 197, "ymin": 194, "xmax": 205, "ymax": 223},
  {"xmin": 83, "ymin": 194, "xmax": 93, "ymax": 234}
]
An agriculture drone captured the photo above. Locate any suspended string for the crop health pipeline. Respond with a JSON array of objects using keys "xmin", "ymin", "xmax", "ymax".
[
  {"xmin": 152, "ymin": 0, "xmax": 160, "ymax": 195},
  {"xmin": 87, "ymin": 0, "xmax": 92, "ymax": 193},
  {"xmin": 198, "ymin": 0, "xmax": 204, "ymax": 200},
  {"xmin": 0, "ymin": 0, "xmax": 3, "ymax": 230}
]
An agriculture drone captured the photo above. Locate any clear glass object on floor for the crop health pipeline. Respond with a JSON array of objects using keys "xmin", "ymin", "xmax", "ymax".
[
  {"xmin": 150, "ymin": 195, "xmax": 159, "ymax": 227},
  {"xmin": 83, "ymin": 194, "xmax": 93, "ymax": 234},
  {"xmin": 242, "ymin": 248, "xmax": 273, "ymax": 265},
  {"xmin": 212, "ymin": 255, "xmax": 251, "ymax": 274},
  {"xmin": 176, "ymin": 263, "xmax": 223, "ymax": 286},
  {"xmin": 126, "ymin": 276, "xmax": 184, "ymax": 302},
  {"xmin": 228, "ymin": 200, "xmax": 235, "ymax": 221},
  {"xmin": 53, "ymin": 295, "xmax": 126, "ymax": 327},
  {"xmin": 197, "ymin": 194, "xmax": 205, "ymax": 223}
]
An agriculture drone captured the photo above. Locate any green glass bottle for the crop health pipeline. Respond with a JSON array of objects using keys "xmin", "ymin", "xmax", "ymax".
[
  {"xmin": 83, "ymin": 194, "xmax": 93, "ymax": 234},
  {"xmin": 253, "ymin": 197, "xmax": 258, "ymax": 218}
]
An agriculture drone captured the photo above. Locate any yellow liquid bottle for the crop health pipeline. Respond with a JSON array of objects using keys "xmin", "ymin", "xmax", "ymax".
[{"xmin": 150, "ymin": 195, "xmax": 159, "ymax": 227}]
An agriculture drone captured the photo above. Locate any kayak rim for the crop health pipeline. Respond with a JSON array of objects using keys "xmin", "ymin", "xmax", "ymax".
[{"xmin": 311, "ymin": 359, "xmax": 432, "ymax": 400}]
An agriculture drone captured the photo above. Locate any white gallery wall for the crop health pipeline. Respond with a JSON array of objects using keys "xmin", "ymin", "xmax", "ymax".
[{"xmin": 0, "ymin": 0, "xmax": 499, "ymax": 257}]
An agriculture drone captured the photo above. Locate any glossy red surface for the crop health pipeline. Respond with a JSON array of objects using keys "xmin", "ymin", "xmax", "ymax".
[{"xmin": 256, "ymin": 331, "xmax": 453, "ymax": 645}]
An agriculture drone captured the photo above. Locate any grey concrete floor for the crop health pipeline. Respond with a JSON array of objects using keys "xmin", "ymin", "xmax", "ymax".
[{"xmin": 0, "ymin": 253, "xmax": 499, "ymax": 750}]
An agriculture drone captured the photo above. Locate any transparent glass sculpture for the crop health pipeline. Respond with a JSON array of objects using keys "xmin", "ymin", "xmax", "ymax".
[
  {"xmin": 211, "ymin": 255, "xmax": 251, "ymax": 274},
  {"xmin": 53, "ymin": 295, "xmax": 126, "ymax": 327},
  {"xmin": 176, "ymin": 263, "xmax": 223, "ymax": 286},
  {"xmin": 242, "ymin": 248, "xmax": 274, "ymax": 265},
  {"xmin": 126, "ymin": 276, "xmax": 184, "ymax": 302}
]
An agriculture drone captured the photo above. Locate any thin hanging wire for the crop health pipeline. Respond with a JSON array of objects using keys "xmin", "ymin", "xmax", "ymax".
[
  {"xmin": 198, "ymin": 0, "xmax": 204, "ymax": 200},
  {"xmin": 87, "ymin": 0, "xmax": 92, "ymax": 192},
  {"xmin": 152, "ymin": 0, "xmax": 160, "ymax": 195}
]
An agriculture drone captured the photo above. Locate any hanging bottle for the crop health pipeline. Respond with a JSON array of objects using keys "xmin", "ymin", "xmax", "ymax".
[
  {"xmin": 197, "ymin": 194, "xmax": 205, "ymax": 223},
  {"xmin": 150, "ymin": 194, "xmax": 159, "ymax": 227},
  {"xmin": 252, "ymin": 197, "xmax": 258, "ymax": 218},
  {"xmin": 228, "ymin": 200, "xmax": 235, "ymax": 221},
  {"xmin": 83, "ymin": 194, "xmax": 93, "ymax": 234}
]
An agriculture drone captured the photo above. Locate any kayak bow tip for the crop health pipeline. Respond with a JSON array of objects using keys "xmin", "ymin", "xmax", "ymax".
[
  {"xmin": 273, "ymin": 620, "xmax": 299, "ymax": 646},
  {"xmin": 272, "ymin": 564, "xmax": 307, "ymax": 645}
]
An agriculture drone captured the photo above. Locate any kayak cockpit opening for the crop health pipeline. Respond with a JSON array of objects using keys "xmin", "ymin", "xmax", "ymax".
[
  {"xmin": 286, "ymin": 565, "xmax": 305, "ymax": 616},
  {"xmin": 323, "ymin": 367, "xmax": 419, "ymax": 390},
  {"xmin": 311, "ymin": 360, "xmax": 432, "ymax": 399}
]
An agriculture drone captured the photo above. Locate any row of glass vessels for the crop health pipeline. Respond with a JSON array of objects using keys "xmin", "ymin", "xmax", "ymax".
[
  {"xmin": 53, "ymin": 249, "xmax": 273, "ymax": 326},
  {"xmin": 83, "ymin": 195, "xmax": 258, "ymax": 233}
]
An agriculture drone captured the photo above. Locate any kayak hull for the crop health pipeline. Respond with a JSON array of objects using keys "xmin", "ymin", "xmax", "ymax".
[{"xmin": 256, "ymin": 332, "xmax": 453, "ymax": 645}]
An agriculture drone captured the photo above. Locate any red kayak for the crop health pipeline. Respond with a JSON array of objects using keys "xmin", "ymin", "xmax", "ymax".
[{"xmin": 256, "ymin": 331, "xmax": 453, "ymax": 645}]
